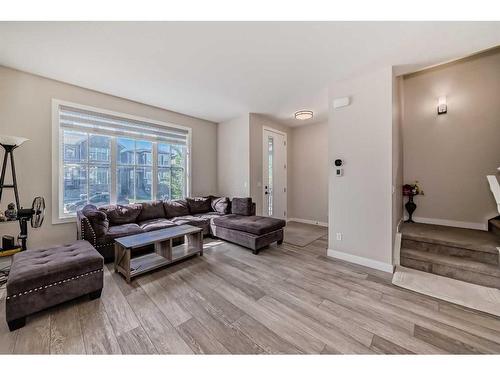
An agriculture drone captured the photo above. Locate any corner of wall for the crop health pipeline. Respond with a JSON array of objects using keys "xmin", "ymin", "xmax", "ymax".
[{"xmin": 328, "ymin": 67, "xmax": 395, "ymax": 268}]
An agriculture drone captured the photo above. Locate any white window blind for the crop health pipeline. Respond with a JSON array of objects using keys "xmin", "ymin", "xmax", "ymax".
[{"xmin": 59, "ymin": 105, "xmax": 189, "ymax": 145}]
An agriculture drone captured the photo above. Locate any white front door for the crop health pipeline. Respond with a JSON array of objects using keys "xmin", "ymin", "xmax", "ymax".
[{"xmin": 263, "ymin": 128, "xmax": 287, "ymax": 219}]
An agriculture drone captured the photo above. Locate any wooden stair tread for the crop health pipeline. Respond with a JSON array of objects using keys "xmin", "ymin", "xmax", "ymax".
[
  {"xmin": 489, "ymin": 218, "xmax": 500, "ymax": 234},
  {"xmin": 402, "ymin": 223, "xmax": 500, "ymax": 255},
  {"xmin": 401, "ymin": 248, "xmax": 500, "ymax": 277}
]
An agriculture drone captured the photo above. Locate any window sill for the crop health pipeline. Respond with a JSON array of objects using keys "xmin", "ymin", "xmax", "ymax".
[{"xmin": 52, "ymin": 216, "xmax": 76, "ymax": 225}]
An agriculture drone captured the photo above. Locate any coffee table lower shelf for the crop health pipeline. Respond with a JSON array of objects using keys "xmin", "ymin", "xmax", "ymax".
[
  {"xmin": 113, "ymin": 225, "xmax": 203, "ymax": 283},
  {"xmin": 128, "ymin": 245, "xmax": 201, "ymax": 278}
]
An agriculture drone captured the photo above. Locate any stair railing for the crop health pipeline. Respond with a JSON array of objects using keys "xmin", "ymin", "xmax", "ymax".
[{"xmin": 487, "ymin": 175, "xmax": 500, "ymax": 214}]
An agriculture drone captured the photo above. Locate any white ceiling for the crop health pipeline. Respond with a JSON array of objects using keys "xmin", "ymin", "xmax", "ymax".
[{"xmin": 1, "ymin": 22, "xmax": 499, "ymax": 127}]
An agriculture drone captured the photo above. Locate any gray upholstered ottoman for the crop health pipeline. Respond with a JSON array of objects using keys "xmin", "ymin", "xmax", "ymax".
[
  {"xmin": 5, "ymin": 240, "xmax": 103, "ymax": 331},
  {"xmin": 212, "ymin": 215, "xmax": 286, "ymax": 254}
]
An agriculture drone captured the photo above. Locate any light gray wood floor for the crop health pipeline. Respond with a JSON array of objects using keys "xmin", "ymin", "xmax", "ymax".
[{"xmin": 2, "ymin": 234, "xmax": 500, "ymax": 354}]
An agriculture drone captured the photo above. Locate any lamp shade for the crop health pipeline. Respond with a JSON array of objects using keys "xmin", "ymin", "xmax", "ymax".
[{"xmin": 0, "ymin": 135, "xmax": 29, "ymax": 147}]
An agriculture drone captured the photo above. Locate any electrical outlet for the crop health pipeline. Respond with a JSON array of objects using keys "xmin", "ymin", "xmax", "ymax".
[{"xmin": 336, "ymin": 233, "xmax": 342, "ymax": 241}]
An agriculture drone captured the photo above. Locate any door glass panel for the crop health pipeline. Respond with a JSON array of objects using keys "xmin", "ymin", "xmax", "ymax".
[{"xmin": 267, "ymin": 136, "xmax": 273, "ymax": 217}]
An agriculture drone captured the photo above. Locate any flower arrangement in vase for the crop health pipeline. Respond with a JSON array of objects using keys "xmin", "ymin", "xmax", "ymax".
[{"xmin": 403, "ymin": 181, "xmax": 424, "ymax": 223}]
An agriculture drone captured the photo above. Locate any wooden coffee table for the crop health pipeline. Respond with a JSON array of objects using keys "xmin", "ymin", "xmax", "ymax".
[{"xmin": 114, "ymin": 225, "xmax": 203, "ymax": 283}]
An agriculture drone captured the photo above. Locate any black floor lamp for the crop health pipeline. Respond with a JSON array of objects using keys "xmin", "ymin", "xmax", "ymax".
[
  {"xmin": 0, "ymin": 135, "xmax": 43, "ymax": 251},
  {"xmin": 0, "ymin": 135, "xmax": 29, "ymax": 210}
]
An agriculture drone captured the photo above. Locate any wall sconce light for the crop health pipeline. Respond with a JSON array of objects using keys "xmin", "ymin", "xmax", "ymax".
[{"xmin": 437, "ymin": 96, "xmax": 447, "ymax": 115}]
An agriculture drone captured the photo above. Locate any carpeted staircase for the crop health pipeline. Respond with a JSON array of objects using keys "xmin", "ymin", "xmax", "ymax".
[{"xmin": 400, "ymin": 221, "xmax": 500, "ymax": 289}]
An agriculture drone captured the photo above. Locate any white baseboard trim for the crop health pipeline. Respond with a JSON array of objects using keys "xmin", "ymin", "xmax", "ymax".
[
  {"xmin": 396, "ymin": 218, "xmax": 404, "ymax": 233},
  {"xmin": 404, "ymin": 215, "xmax": 488, "ymax": 231},
  {"xmin": 393, "ymin": 232, "xmax": 402, "ymax": 266},
  {"xmin": 287, "ymin": 218, "xmax": 328, "ymax": 227},
  {"xmin": 327, "ymin": 249, "xmax": 394, "ymax": 273}
]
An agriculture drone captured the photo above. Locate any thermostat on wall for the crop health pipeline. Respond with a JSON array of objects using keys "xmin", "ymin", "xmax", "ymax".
[{"xmin": 334, "ymin": 159, "xmax": 344, "ymax": 177}]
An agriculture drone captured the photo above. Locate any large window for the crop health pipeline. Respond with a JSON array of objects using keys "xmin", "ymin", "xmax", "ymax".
[{"xmin": 55, "ymin": 102, "xmax": 190, "ymax": 220}]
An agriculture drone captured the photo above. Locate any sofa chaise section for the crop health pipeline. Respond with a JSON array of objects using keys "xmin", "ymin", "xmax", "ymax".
[{"xmin": 212, "ymin": 213, "xmax": 286, "ymax": 254}]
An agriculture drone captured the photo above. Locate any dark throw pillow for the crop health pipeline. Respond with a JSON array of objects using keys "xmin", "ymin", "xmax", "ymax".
[
  {"xmin": 211, "ymin": 196, "xmax": 230, "ymax": 214},
  {"xmin": 186, "ymin": 197, "xmax": 212, "ymax": 214},
  {"xmin": 163, "ymin": 199, "xmax": 190, "ymax": 218},
  {"xmin": 137, "ymin": 200, "xmax": 166, "ymax": 222},
  {"xmin": 231, "ymin": 197, "xmax": 253, "ymax": 216},
  {"xmin": 98, "ymin": 204, "xmax": 142, "ymax": 225},
  {"xmin": 82, "ymin": 204, "xmax": 109, "ymax": 237}
]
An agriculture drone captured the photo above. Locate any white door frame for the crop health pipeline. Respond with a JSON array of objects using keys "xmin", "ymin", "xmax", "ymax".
[{"xmin": 262, "ymin": 126, "xmax": 287, "ymax": 219}]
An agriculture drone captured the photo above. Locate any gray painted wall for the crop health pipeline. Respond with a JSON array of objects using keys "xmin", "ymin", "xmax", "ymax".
[
  {"xmin": 217, "ymin": 114, "xmax": 250, "ymax": 197},
  {"xmin": 402, "ymin": 49, "xmax": 500, "ymax": 227},
  {"xmin": 289, "ymin": 121, "xmax": 329, "ymax": 223},
  {"xmin": 0, "ymin": 66, "xmax": 217, "ymax": 248}
]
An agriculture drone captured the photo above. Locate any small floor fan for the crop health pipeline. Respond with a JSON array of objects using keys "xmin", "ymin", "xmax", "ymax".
[{"xmin": 17, "ymin": 196, "xmax": 46, "ymax": 250}]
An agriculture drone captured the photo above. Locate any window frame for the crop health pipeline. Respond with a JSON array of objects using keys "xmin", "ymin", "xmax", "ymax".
[{"xmin": 52, "ymin": 99, "xmax": 192, "ymax": 224}]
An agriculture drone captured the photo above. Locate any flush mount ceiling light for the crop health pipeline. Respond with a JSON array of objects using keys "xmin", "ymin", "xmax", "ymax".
[{"xmin": 294, "ymin": 110, "xmax": 313, "ymax": 120}]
